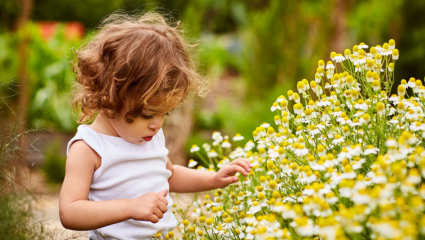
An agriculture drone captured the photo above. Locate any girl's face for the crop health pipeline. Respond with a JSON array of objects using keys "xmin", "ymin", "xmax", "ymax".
[{"xmin": 107, "ymin": 103, "xmax": 176, "ymax": 144}]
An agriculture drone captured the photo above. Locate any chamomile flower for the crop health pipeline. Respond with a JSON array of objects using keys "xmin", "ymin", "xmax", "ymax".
[
  {"xmin": 334, "ymin": 54, "xmax": 345, "ymax": 62},
  {"xmin": 244, "ymin": 140, "xmax": 255, "ymax": 151},
  {"xmin": 349, "ymin": 53, "xmax": 356, "ymax": 62},
  {"xmin": 405, "ymin": 109, "xmax": 419, "ymax": 121},
  {"xmin": 188, "ymin": 159, "xmax": 198, "ymax": 168},
  {"xmin": 397, "ymin": 101, "xmax": 405, "ymax": 113},
  {"xmin": 398, "ymin": 80, "xmax": 407, "ymax": 90},
  {"xmin": 415, "ymin": 79, "xmax": 423, "ymax": 93},
  {"xmin": 190, "ymin": 144, "xmax": 200, "ymax": 153},
  {"xmin": 343, "ymin": 49, "xmax": 351, "ymax": 59},
  {"xmin": 208, "ymin": 149, "xmax": 218, "ymax": 158},
  {"xmin": 359, "ymin": 114, "xmax": 371, "ymax": 124},
  {"xmin": 315, "ymin": 73, "xmax": 322, "ymax": 83},
  {"xmin": 309, "ymin": 125, "xmax": 320, "ymax": 137},
  {"xmin": 363, "ymin": 145, "xmax": 380, "ymax": 155},
  {"xmin": 406, "ymin": 168, "xmax": 421, "ymax": 185},
  {"xmin": 253, "ymin": 130, "xmax": 260, "ymax": 141},
  {"xmin": 388, "ymin": 62, "xmax": 394, "ymax": 72},
  {"xmin": 222, "ymin": 217, "xmax": 235, "ymax": 230},
  {"xmin": 247, "ymin": 201, "xmax": 262, "ymax": 214},
  {"xmin": 332, "ymin": 134, "xmax": 344, "ymax": 145},
  {"xmin": 349, "ymin": 118, "xmax": 362, "ymax": 127},
  {"xmin": 292, "ymin": 92, "xmax": 301, "ymax": 103},
  {"xmin": 290, "ymin": 217, "xmax": 316, "ymax": 236},
  {"xmin": 374, "ymin": 102, "xmax": 385, "ymax": 116},
  {"xmin": 392, "ymin": 49, "xmax": 399, "ymax": 60},
  {"xmin": 326, "ymin": 61, "xmax": 335, "ymax": 71},
  {"xmin": 317, "ymin": 99, "xmax": 331, "ymax": 107},
  {"xmin": 372, "ymin": 80, "xmax": 381, "ymax": 91},
  {"xmin": 293, "ymin": 103, "xmax": 304, "ymax": 115},
  {"xmin": 389, "ymin": 39, "xmax": 395, "ymax": 50},
  {"xmin": 221, "ymin": 140, "xmax": 231, "ymax": 148},
  {"xmin": 381, "ymin": 44, "xmax": 392, "ymax": 57},
  {"xmin": 202, "ymin": 143, "xmax": 211, "ymax": 152},
  {"xmin": 351, "ymin": 157, "xmax": 366, "ymax": 170},
  {"xmin": 294, "ymin": 144, "xmax": 309, "ymax": 157},
  {"xmin": 354, "ymin": 64, "xmax": 362, "ymax": 73},
  {"xmin": 212, "ymin": 131, "xmax": 223, "ymax": 142},
  {"xmin": 354, "ymin": 55, "xmax": 366, "ymax": 65},
  {"xmin": 354, "ymin": 99, "xmax": 368, "ymax": 110},
  {"xmin": 317, "ymin": 59, "xmax": 325, "ymax": 69},
  {"xmin": 411, "ymin": 121, "xmax": 425, "ymax": 132},
  {"xmin": 276, "ymin": 95, "xmax": 286, "ymax": 102},
  {"xmin": 233, "ymin": 133, "xmax": 244, "ymax": 141},
  {"xmin": 408, "ymin": 77, "xmax": 416, "ymax": 88},
  {"xmin": 347, "ymin": 144, "xmax": 363, "ymax": 157},
  {"xmin": 270, "ymin": 102, "xmax": 281, "ymax": 112},
  {"xmin": 372, "ymin": 220, "xmax": 402, "ymax": 239},
  {"xmin": 359, "ymin": 42, "xmax": 369, "ymax": 49}
]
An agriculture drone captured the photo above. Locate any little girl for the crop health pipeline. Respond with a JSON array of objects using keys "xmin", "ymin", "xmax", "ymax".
[{"xmin": 59, "ymin": 12, "xmax": 251, "ymax": 239}]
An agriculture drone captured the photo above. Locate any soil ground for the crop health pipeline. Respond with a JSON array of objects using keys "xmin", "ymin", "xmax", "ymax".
[{"xmin": 29, "ymin": 169, "xmax": 89, "ymax": 239}]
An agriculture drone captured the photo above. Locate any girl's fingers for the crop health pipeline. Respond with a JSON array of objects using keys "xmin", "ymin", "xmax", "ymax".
[
  {"xmin": 152, "ymin": 207, "xmax": 164, "ymax": 219},
  {"xmin": 157, "ymin": 201, "xmax": 168, "ymax": 213},
  {"xmin": 222, "ymin": 176, "xmax": 239, "ymax": 186},
  {"xmin": 225, "ymin": 165, "xmax": 248, "ymax": 176},
  {"xmin": 149, "ymin": 214, "xmax": 160, "ymax": 223},
  {"xmin": 156, "ymin": 192, "xmax": 168, "ymax": 206},
  {"xmin": 230, "ymin": 158, "xmax": 252, "ymax": 172}
]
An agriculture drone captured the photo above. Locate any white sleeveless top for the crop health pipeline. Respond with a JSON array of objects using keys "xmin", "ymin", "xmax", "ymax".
[{"xmin": 67, "ymin": 125, "xmax": 177, "ymax": 240}]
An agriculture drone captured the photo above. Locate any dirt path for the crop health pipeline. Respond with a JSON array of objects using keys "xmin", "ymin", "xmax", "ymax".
[{"xmin": 33, "ymin": 193, "xmax": 89, "ymax": 239}]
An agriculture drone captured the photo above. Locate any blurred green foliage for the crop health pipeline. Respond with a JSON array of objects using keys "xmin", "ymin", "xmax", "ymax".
[
  {"xmin": 42, "ymin": 139, "xmax": 66, "ymax": 183},
  {"xmin": 1, "ymin": 0, "xmax": 425, "ymax": 157},
  {"xmin": 394, "ymin": 1, "xmax": 425, "ymax": 86},
  {"xmin": 0, "ymin": 23, "xmax": 81, "ymax": 132}
]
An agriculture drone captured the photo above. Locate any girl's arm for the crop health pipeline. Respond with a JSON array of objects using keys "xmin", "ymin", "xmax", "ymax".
[
  {"xmin": 167, "ymin": 157, "xmax": 252, "ymax": 193},
  {"xmin": 60, "ymin": 140, "xmax": 168, "ymax": 230}
]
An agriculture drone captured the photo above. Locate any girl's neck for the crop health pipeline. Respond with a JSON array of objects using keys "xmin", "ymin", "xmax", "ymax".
[{"xmin": 90, "ymin": 114, "xmax": 120, "ymax": 137}]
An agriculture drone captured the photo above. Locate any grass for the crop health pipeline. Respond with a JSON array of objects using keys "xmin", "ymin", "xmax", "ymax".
[{"xmin": 0, "ymin": 124, "xmax": 46, "ymax": 239}]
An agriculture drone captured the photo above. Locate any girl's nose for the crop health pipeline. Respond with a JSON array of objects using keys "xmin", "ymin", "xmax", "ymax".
[{"xmin": 148, "ymin": 118, "xmax": 163, "ymax": 130}]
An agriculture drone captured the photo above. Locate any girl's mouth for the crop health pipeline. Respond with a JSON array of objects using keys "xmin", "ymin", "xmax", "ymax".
[{"xmin": 142, "ymin": 136, "xmax": 153, "ymax": 141}]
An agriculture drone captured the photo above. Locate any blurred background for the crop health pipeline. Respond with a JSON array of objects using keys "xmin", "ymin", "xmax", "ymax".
[
  {"xmin": 1, "ymin": 0, "xmax": 425, "ymax": 238},
  {"xmin": 1, "ymin": 0, "xmax": 425, "ymax": 185}
]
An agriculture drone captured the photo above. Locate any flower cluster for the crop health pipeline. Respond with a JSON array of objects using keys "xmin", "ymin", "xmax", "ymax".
[{"xmin": 157, "ymin": 40, "xmax": 425, "ymax": 240}]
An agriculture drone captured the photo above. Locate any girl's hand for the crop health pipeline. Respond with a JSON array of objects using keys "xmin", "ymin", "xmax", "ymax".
[
  {"xmin": 211, "ymin": 158, "xmax": 252, "ymax": 189},
  {"xmin": 130, "ymin": 189, "xmax": 169, "ymax": 223}
]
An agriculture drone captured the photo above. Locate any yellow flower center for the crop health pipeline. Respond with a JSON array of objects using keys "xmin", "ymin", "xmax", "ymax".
[
  {"xmin": 393, "ymin": 49, "xmax": 399, "ymax": 56},
  {"xmin": 377, "ymin": 102, "xmax": 385, "ymax": 111},
  {"xmin": 344, "ymin": 49, "xmax": 351, "ymax": 55}
]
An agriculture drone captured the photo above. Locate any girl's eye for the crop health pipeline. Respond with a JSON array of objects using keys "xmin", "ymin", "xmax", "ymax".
[
  {"xmin": 140, "ymin": 114, "xmax": 153, "ymax": 119},
  {"xmin": 139, "ymin": 111, "xmax": 170, "ymax": 119}
]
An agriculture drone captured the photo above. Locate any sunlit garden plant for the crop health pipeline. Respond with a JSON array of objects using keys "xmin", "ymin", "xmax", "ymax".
[{"xmin": 156, "ymin": 40, "xmax": 425, "ymax": 240}]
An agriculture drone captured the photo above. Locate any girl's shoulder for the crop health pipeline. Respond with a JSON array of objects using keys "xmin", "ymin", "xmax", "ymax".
[
  {"xmin": 67, "ymin": 125, "xmax": 102, "ymax": 155},
  {"xmin": 67, "ymin": 125, "xmax": 103, "ymax": 170},
  {"xmin": 67, "ymin": 140, "xmax": 101, "ymax": 170}
]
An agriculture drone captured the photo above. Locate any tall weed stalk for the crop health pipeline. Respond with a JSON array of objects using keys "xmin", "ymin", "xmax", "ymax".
[{"xmin": 0, "ymin": 81, "xmax": 46, "ymax": 239}]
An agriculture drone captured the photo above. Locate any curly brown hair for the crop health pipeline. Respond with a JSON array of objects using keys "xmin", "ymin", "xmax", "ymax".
[{"xmin": 72, "ymin": 12, "xmax": 208, "ymax": 123}]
